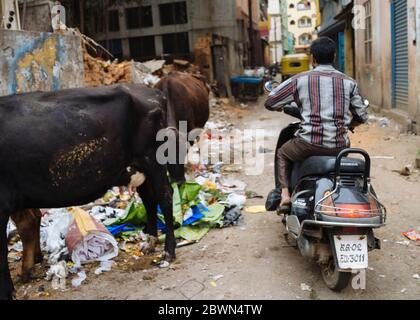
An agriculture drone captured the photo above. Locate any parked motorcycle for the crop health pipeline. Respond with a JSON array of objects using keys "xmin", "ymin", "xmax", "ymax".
[{"xmin": 264, "ymin": 81, "xmax": 387, "ymax": 291}]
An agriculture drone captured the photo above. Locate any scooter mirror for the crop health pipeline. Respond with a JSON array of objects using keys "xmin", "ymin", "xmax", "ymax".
[
  {"xmin": 264, "ymin": 81, "xmax": 280, "ymax": 93},
  {"xmin": 364, "ymin": 99, "xmax": 370, "ymax": 107}
]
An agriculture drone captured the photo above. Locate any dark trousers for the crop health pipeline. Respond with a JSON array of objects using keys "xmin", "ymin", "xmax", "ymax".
[{"xmin": 277, "ymin": 138, "xmax": 346, "ymax": 189}]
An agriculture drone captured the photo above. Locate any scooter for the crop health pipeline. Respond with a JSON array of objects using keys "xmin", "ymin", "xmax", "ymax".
[{"xmin": 264, "ymin": 81, "xmax": 387, "ymax": 291}]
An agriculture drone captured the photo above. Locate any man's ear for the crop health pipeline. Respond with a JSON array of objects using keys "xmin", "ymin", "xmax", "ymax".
[{"xmin": 310, "ymin": 54, "xmax": 317, "ymax": 66}]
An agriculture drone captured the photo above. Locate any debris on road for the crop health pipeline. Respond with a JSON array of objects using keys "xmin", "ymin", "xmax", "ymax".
[
  {"xmin": 72, "ymin": 271, "xmax": 87, "ymax": 288},
  {"xmin": 300, "ymin": 283, "xmax": 312, "ymax": 292},
  {"xmin": 245, "ymin": 206, "xmax": 267, "ymax": 214},
  {"xmin": 393, "ymin": 166, "xmax": 412, "ymax": 177},
  {"xmin": 46, "ymin": 261, "xmax": 68, "ymax": 291},
  {"xmin": 396, "ymin": 240, "xmax": 411, "ymax": 246},
  {"xmin": 402, "ymin": 229, "xmax": 420, "ymax": 241},
  {"xmin": 66, "ymin": 207, "xmax": 119, "ymax": 269}
]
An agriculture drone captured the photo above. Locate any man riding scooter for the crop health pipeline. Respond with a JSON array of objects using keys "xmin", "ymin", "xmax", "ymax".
[{"xmin": 265, "ymin": 37, "xmax": 369, "ymax": 213}]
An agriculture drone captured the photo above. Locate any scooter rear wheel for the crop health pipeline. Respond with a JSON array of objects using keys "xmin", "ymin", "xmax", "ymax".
[{"xmin": 321, "ymin": 260, "xmax": 351, "ymax": 292}]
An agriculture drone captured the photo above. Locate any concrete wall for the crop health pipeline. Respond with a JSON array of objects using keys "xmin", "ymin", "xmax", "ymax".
[
  {"xmin": 0, "ymin": 30, "xmax": 84, "ymax": 96},
  {"xmin": 20, "ymin": 0, "xmax": 54, "ymax": 32}
]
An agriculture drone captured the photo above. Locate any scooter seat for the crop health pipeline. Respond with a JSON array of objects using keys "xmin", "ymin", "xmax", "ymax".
[{"xmin": 291, "ymin": 156, "xmax": 365, "ymax": 187}]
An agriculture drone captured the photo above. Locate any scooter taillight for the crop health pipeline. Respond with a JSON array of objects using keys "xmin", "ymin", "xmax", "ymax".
[
  {"xmin": 332, "ymin": 204, "xmax": 377, "ymax": 218},
  {"xmin": 317, "ymin": 190, "xmax": 383, "ymax": 218}
]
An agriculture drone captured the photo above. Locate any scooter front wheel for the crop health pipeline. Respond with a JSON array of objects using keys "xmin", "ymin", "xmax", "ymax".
[{"xmin": 321, "ymin": 259, "xmax": 351, "ymax": 292}]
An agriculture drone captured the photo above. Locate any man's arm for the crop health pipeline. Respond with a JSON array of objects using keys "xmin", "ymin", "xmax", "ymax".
[
  {"xmin": 349, "ymin": 82, "xmax": 368, "ymax": 129},
  {"xmin": 265, "ymin": 78, "xmax": 296, "ymax": 111}
]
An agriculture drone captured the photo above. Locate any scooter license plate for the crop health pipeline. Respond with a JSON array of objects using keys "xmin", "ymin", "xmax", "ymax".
[{"xmin": 334, "ymin": 235, "xmax": 368, "ymax": 270}]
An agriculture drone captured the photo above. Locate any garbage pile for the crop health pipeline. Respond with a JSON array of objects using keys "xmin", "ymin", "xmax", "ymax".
[{"xmin": 7, "ymin": 170, "xmax": 247, "ymax": 292}]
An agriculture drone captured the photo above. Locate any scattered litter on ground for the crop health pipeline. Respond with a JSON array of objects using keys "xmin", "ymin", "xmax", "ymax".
[
  {"xmin": 72, "ymin": 271, "xmax": 87, "ymax": 288},
  {"xmin": 413, "ymin": 274, "xmax": 420, "ymax": 280},
  {"xmin": 246, "ymin": 191, "xmax": 264, "ymax": 199},
  {"xmin": 393, "ymin": 166, "xmax": 412, "ymax": 177},
  {"xmin": 396, "ymin": 240, "xmax": 411, "ymax": 246},
  {"xmin": 213, "ymin": 274, "xmax": 224, "ymax": 282},
  {"xmin": 46, "ymin": 261, "xmax": 68, "ymax": 291},
  {"xmin": 94, "ymin": 261, "xmax": 114, "ymax": 275},
  {"xmin": 402, "ymin": 229, "xmax": 420, "ymax": 241},
  {"xmin": 368, "ymin": 115, "xmax": 391, "ymax": 128},
  {"xmin": 300, "ymin": 283, "xmax": 312, "ymax": 292},
  {"xmin": 223, "ymin": 206, "xmax": 243, "ymax": 227},
  {"xmin": 159, "ymin": 261, "xmax": 170, "ymax": 269},
  {"xmin": 245, "ymin": 206, "xmax": 267, "ymax": 214}
]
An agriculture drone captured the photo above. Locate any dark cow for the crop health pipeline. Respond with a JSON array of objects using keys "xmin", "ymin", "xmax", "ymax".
[
  {"xmin": 0, "ymin": 84, "xmax": 175, "ymax": 300},
  {"xmin": 155, "ymin": 71, "xmax": 210, "ymax": 183}
]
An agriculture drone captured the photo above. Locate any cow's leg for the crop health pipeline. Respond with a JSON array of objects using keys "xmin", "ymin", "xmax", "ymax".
[
  {"xmin": 0, "ymin": 213, "xmax": 14, "ymax": 300},
  {"xmin": 11, "ymin": 209, "xmax": 42, "ymax": 283},
  {"xmin": 144, "ymin": 158, "xmax": 175, "ymax": 261},
  {"xmin": 138, "ymin": 181, "xmax": 158, "ymax": 254},
  {"xmin": 138, "ymin": 182, "xmax": 157, "ymax": 237},
  {"xmin": 155, "ymin": 170, "xmax": 176, "ymax": 262}
]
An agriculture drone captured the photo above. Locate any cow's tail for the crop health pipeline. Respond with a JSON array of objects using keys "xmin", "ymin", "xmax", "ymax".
[{"xmin": 162, "ymin": 75, "xmax": 178, "ymax": 133}]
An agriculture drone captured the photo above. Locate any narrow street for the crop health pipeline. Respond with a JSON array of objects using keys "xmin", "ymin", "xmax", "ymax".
[{"xmin": 15, "ymin": 98, "xmax": 420, "ymax": 300}]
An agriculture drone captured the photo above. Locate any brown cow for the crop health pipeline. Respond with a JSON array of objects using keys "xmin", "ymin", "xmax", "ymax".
[{"xmin": 155, "ymin": 71, "xmax": 210, "ymax": 183}]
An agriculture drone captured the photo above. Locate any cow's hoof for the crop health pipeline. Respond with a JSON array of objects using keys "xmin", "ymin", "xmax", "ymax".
[
  {"xmin": 140, "ymin": 236, "xmax": 157, "ymax": 254},
  {"xmin": 16, "ymin": 271, "xmax": 33, "ymax": 284},
  {"xmin": 163, "ymin": 251, "xmax": 176, "ymax": 262}
]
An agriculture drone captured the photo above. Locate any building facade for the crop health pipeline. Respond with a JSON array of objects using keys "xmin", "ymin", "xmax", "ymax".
[
  {"xmin": 81, "ymin": 1, "xmax": 264, "ymax": 67},
  {"xmin": 287, "ymin": 0, "xmax": 318, "ymax": 53},
  {"xmin": 353, "ymin": 0, "xmax": 419, "ymax": 133},
  {"xmin": 318, "ymin": 0, "xmax": 354, "ymax": 76},
  {"xmin": 268, "ymin": 0, "xmax": 283, "ymax": 63}
]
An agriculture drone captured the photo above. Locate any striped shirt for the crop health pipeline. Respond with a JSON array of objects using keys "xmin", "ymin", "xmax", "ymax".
[{"xmin": 265, "ymin": 65, "xmax": 368, "ymax": 149}]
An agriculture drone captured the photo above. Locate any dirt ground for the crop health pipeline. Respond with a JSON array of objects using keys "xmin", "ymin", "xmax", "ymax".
[{"xmin": 12, "ymin": 97, "xmax": 420, "ymax": 300}]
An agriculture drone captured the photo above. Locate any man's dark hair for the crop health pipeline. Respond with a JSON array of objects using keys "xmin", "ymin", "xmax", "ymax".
[{"xmin": 310, "ymin": 37, "xmax": 336, "ymax": 64}]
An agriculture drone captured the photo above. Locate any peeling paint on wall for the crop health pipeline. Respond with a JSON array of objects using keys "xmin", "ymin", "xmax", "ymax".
[
  {"xmin": 9, "ymin": 33, "xmax": 65, "ymax": 93},
  {"xmin": 0, "ymin": 30, "xmax": 84, "ymax": 96}
]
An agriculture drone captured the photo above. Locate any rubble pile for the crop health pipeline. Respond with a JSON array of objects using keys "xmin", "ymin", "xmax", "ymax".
[{"xmin": 83, "ymin": 51, "xmax": 201, "ymax": 88}]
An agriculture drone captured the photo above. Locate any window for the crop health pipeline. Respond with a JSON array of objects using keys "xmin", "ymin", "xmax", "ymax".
[
  {"xmin": 125, "ymin": 6, "xmax": 153, "ymax": 29},
  {"xmin": 162, "ymin": 32, "xmax": 190, "ymax": 54},
  {"xmin": 107, "ymin": 39, "xmax": 123, "ymax": 60},
  {"xmin": 290, "ymin": 20, "xmax": 296, "ymax": 25},
  {"xmin": 129, "ymin": 36, "xmax": 156, "ymax": 60},
  {"xmin": 364, "ymin": 0, "xmax": 372, "ymax": 64},
  {"xmin": 93, "ymin": 12, "xmax": 105, "ymax": 33},
  {"xmin": 298, "ymin": 16, "xmax": 312, "ymax": 27},
  {"xmin": 108, "ymin": 10, "xmax": 120, "ymax": 32},
  {"xmin": 159, "ymin": 1, "xmax": 188, "ymax": 25},
  {"xmin": 289, "ymin": 3, "xmax": 295, "ymax": 9},
  {"xmin": 297, "ymin": 1, "xmax": 311, "ymax": 11},
  {"xmin": 299, "ymin": 33, "xmax": 312, "ymax": 45}
]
